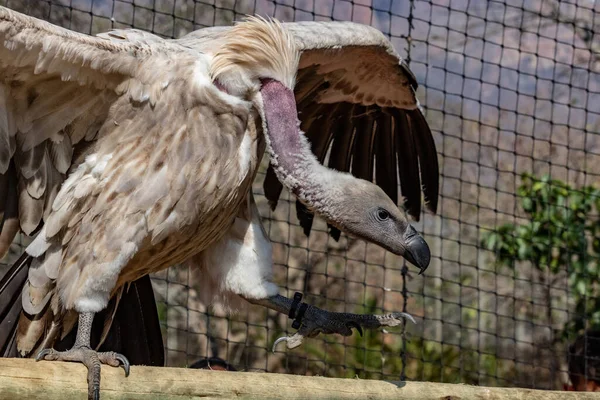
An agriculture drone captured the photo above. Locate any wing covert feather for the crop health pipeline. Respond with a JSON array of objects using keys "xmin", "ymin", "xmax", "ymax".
[{"xmin": 0, "ymin": 6, "xmax": 189, "ymax": 258}]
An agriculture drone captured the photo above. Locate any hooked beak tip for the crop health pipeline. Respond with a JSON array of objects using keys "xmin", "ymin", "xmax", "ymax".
[{"xmin": 403, "ymin": 234, "xmax": 431, "ymax": 274}]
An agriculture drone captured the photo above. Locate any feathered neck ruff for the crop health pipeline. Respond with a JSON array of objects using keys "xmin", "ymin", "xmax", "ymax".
[{"xmin": 210, "ymin": 16, "xmax": 300, "ymax": 92}]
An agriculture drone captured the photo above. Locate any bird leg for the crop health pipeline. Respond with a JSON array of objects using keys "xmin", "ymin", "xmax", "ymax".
[
  {"xmin": 35, "ymin": 312, "xmax": 130, "ymax": 400},
  {"xmin": 244, "ymin": 293, "xmax": 415, "ymax": 352}
]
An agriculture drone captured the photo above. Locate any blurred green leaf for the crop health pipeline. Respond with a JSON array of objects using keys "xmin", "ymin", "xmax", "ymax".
[{"xmin": 481, "ymin": 173, "xmax": 600, "ymax": 339}]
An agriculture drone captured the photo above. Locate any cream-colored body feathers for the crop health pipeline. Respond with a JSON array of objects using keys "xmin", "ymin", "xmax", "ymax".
[
  {"xmin": 185, "ymin": 194, "xmax": 279, "ymax": 312},
  {"xmin": 0, "ymin": 8, "xmax": 286, "ymax": 355}
]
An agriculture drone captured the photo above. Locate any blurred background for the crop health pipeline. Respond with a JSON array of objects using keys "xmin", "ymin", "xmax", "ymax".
[{"xmin": 1, "ymin": 0, "xmax": 599, "ymax": 391}]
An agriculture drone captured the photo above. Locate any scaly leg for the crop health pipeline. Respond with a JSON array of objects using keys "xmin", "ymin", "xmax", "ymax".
[
  {"xmin": 35, "ymin": 312, "xmax": 130, "ymax": 400},
  {"xmin": 244, "ymin": 293, "xmax": 415, "ymax": 351}
]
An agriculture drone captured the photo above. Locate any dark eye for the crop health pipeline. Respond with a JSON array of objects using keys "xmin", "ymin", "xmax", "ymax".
[{"xmin": 376, "ymin": 209, "xmax": 390, "ymax": 221}]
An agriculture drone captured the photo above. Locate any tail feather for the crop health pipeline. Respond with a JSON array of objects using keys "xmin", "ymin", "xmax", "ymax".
[
  {"xmin": 0, "ymin": 253, "xmax": 31, "ymax": 357},
  {"xmin": 0, "ymin": 161, "xmax": 20, "ymax": 260},
  {"xmin": 0, "ymin": 291, "xmax": 24, "ymax": 357},
  {"xmin": 98, "ymin": 285, "xmax": 125, "ymax": 349},
  {"xmin": 16, "ymin": 310, "xmax": 52, "ymax": 357},
  {"xmin": 104, "ymin": 275, "xmax": 164, "ymax": 366},
  {"xmin": 16, "ymin": 251, "xmax": 57, "ymax": 357}
]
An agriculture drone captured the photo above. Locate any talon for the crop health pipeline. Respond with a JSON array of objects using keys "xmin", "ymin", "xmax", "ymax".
[
  {"xmin": 396, "ymin": 312, "xmax": 416, "ymax": 324},
  {"xmin": 347, "ymin": 321, "xmax": 363, "ymax": 337},
  {"xmin": 116, "ymin": 354, "xmax": 130, "ymax": 377},
  {"xmin": 35, "ymin": 348, "xmax": 53, "ymax": 361},
  {"xmin": 272, "ymin": 336, "xmax": 289, "ymax": 353},
  {"xmin": 93, "ymin": 387, "xmax": 100, "ymax": 400}
]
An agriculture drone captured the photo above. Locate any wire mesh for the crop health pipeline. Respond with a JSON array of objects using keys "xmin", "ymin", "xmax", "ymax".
[{"xmin": 0, "ymin": 0, "xmax": 599, "ymax": 391}]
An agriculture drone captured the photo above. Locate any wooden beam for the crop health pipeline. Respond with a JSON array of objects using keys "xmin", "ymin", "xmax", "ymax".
[{"xmin": 0, "ymin": 358, "xmax": 598, "ymax": 399}]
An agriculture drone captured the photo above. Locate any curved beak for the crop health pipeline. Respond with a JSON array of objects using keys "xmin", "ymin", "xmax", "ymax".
[{"xmin": 403, "ymin": 226, "xmax": 431, "ymax": 275}]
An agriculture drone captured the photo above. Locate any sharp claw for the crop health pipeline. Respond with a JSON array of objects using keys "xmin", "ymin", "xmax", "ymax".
[
  {"xmin": 346, "ymin": 321, "xmax": 363, "ymax": 337},
  {"xmin": 35, "ymin": 348, "xmax": 52, "ymax": 361},
  {"xmin": 272, "ymin": 336, "xmax": 289, "ymax": 353},
  {"xmin": 116, "ymin": 354, "xmax": 130, "ymax": 377},
  {"xmin": 397, "ymin": 312, "xmax": 416, "ymax": 324},
  {"xmin": 92, "ymin": 387, "xmax": 100, "ymax": 400}
]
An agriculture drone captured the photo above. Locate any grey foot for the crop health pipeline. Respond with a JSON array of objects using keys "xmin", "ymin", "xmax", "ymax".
[
  {"xmin": 36, "ymin": 347, "xmax": 130, "ymax": 400},
  {"xmin": 272, "ymin": 307, "xmax": 415, "ymax": 351}
]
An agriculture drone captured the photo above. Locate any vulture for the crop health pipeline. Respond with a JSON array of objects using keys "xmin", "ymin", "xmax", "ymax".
[{"xmin": 0, "ymin": 6, "xmax": 439, "ymax": 399}]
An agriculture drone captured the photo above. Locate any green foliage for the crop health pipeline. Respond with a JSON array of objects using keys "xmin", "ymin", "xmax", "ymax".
[{"xmin": 481, "ymin": 173, "xmax": 600, "ymax": 339}]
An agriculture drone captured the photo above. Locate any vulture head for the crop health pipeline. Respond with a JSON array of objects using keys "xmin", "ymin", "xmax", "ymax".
[
  {"xmin": 323, "ymin": 178, "xmax": 430, "ymax": 273},
  {"xmin": 210, "ymin": 17, "xmax": 431, "ymax": 274}
]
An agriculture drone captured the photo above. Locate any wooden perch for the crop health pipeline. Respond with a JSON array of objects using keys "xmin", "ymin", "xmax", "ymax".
[{"xmin": 0, "ymin": 358, "xmax": 599, "ymax": 399}]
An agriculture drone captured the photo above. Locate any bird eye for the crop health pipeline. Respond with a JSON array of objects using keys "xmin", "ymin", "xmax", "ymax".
[{"xmin": 376, "ymin": 209, "xmax": 390, "ymax": 221}]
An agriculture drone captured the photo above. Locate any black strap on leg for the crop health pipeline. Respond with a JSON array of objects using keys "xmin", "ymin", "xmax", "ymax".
[
  {"xmin": 292, "ymin": 303, "xmax": 308, "ymax": 330},
  {"xmin": 288, "ymin": 292, "xmax": 309, "ymax": 330},
  {"xmin": 288, "ymin": 292, "xmax": 303, "ymax": 319}
]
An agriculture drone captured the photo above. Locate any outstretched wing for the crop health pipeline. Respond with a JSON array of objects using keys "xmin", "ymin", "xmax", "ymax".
[
  {"xmin": 262, "ymin": 21, "xmax": 439, "ymax": 239},
  {"xmin": 0, "ymin": 6, "xmax": 176, "ymax": 258},
  {"xmin": 0, "ymin": 6, "xmax": 195, "ymax": 358}
]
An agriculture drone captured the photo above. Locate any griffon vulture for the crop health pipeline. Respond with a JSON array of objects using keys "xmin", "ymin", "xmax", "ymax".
[{"xmin": 0, "ymin": 6, "xmax": 438, "ymax": 399}]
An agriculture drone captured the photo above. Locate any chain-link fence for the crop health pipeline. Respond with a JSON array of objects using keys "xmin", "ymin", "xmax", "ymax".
[{"xmin": 1, "ymin": 0, "xmax": 599, "ymax": 391}]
